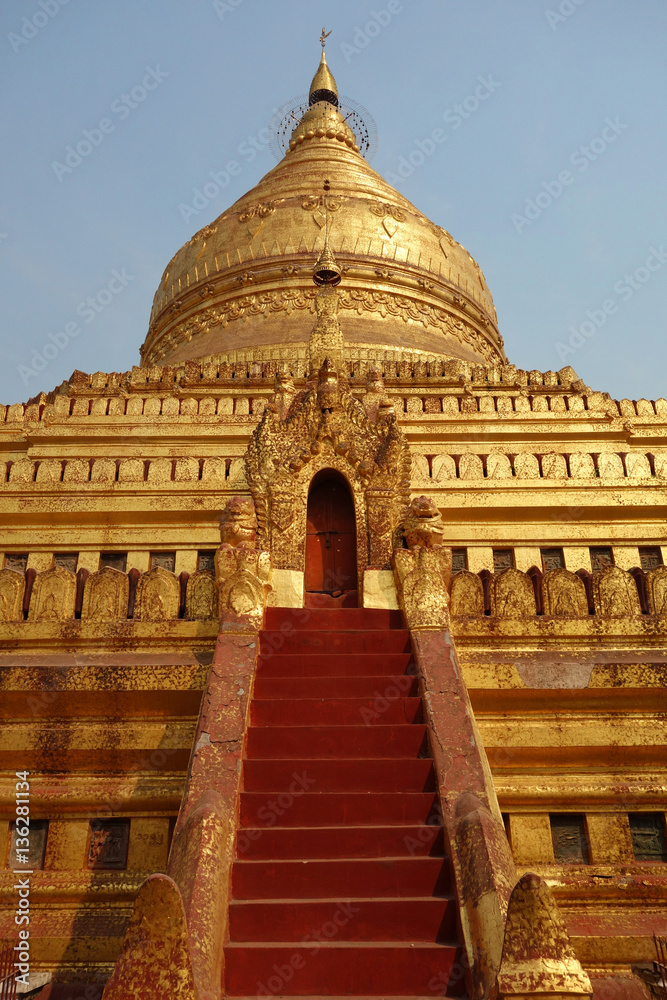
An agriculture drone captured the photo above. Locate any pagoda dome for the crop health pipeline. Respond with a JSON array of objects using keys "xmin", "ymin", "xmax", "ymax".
[{"xmin": 141, "ymin": 50, "xmax": 505, "ymax": 370}]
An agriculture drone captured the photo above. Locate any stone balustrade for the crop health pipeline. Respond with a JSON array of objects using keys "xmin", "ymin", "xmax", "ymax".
[
  {"xmin": 407, "ymin": 449, "xmax": 665, "ymax": 482},
  {"xmin": 400, "ymin": 392, "xmax": 667, "ymax": 416},
  {"xmin": 1, "ymin": 561, "xmax": 665, "ymax": 624},
  {"xmin": 4, "ymin": 390, "xmax": 667, "ymax": 425},
  {"xmin": 0, "ymin": 456, "xmax": 248, "ymax": 486},
  {"xmin": 3, "ymin": 357, "xmax": 667, "ymax": 427},
  {"xmin": 3, "ymin": 448, "xmax": 667, "ymax": 486},
  {"xmin": 0, "ymin": 564, "xmax": 219, "ymax": 623},
  {"xmin": 449, "ymin": 564, "xmax": 663, "ymax": 618}
]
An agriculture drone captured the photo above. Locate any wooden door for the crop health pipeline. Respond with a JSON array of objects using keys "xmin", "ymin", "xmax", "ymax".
[{"xmin": 305, "ymin": 476, "xmax": 357, "ymax": 594}]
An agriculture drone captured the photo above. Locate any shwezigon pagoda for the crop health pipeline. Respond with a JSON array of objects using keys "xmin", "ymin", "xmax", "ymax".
[{"xmin": 0, "ymin": 40, "xmax": 666, "ymax": 1000}]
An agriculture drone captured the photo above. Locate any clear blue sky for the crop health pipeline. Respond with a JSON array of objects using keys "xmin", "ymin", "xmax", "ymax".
[{"xmin": 1, "ymin": 0, "xmax": 666, "ymax": 404}]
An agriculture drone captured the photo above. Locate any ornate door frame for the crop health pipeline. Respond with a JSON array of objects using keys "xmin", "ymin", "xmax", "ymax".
[{"xmin": 244, "ymin": 362, "xmax": 411, "ymax": 601}]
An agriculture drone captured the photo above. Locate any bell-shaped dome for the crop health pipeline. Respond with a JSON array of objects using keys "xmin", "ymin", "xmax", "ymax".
[{"xmin": 141, "ymin": 50, "xmax": 505, "ymax": 370}]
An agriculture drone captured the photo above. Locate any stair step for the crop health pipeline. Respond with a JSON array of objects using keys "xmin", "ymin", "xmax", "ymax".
[
  {"xmin": 253, "ymin": 675, "xmax": 420, "ymax": 700},
  {"xmin": 257, "ymin": 653, "xmax": 414, "ymax": 677},
  {"xmin": 232, "ymin": 858, "xmax": 450, "ymax": 899},
  {"xmin": 264, "ymin": 608, "xmax": 404, "ymax": 631},
  {"xmin": 236, "ymin": 824, "xmax": 444, "ymax": 860},
  {"xmin": 229, "ymin": 996, "xmax": 467, "ymax": 1000},
  {"xmin": 243, "ymin": 759, "xmax": 436, "ymax": 793},
  {"xmin": 240, "ymin": 792, "xmax": 439, "ymax": 827},
  {"xmin": 260, "ymin": 630, "xmax": 412, "ymax": 656},
  {"xmin": 251, "ymin": 697, "xmax": 423, "ymax": 727},
  {"xmin": 225, "ymin": 612, "xmax": 465, "ymax": 999},
  {"xmin": 228, "ymin": 897, "xmax": 457, "ymax": 942},
  {"xmin": 246, "ymin": 725, "xmax": 429, "ymax": 759},
  {"xmin": 225, "ymin": 942, "xmax": 467, "ymax": 996}
]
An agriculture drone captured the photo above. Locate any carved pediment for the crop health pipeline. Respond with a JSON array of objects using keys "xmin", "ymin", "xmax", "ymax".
[
  {"xmin": 245, "ymin": 360, "xmax": 411, "ymax": 574},
  {"xmin": 497, "ymin": 873, "xmax": 591, "ymax": 997}
]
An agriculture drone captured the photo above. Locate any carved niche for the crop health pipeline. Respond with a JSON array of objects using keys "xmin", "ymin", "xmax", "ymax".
[
  {"xmin": 0, "ymin": 568, "xmax": 25, "ymax": 622},
  {"xmin": 542, "ymin": 568, "xmax": 588, "ymax": 617},
  {"xmin": 214, "ymin": 496, "xmax": 271, "ymax": 626},
  {"xmin": 646, "ymin": 565, "xmax": 667, "ymax": 615},
  {"xmin": 82, "ymin": 567, "xmax": 129, "ymax": 621},
  {"xmin": 450, "ymin": 570, "xmax": 485, "ymax": 617},
  {"xmin": 185, "ymin": 571, "xmax": 218, "ymax": 621},
  {"xmin": 245, "ymin": 361, "xmax": 411, "ymax": 581},
  {"xmin": 592, "ymin": 566, "xmax": 641, "ymax": 617},
  {"xmin": 490, "ymin": 567, "xmax": 536, "ymax": 618},
  {"xmin": 28, "ymin": 566, "xmax": 76, "ymax": 622},
  {"xmin": 392, "ymin": 497, "xmax": 451, "ymax": 629},
  {"xmin": 134, "ymin": 566, "xmax": 180, "ymax": 622}
]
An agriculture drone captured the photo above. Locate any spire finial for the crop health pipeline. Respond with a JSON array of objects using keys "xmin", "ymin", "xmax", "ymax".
[{"xmin": 310, "ymin": 31, "xmax": 338, "ymax": 106}]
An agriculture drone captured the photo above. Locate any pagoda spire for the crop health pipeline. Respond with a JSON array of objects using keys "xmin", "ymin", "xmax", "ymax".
[{"xmin": 309, "ymin": 28, "xmax": 338, "ymax": 106}]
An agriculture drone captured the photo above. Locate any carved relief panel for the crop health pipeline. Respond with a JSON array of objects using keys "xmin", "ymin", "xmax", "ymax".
[
  {"xmin": 490, "ymin": 568, "xmax": 536, "ymax": 618},
  {"xmin": 0, "ymin": 568, "xmax": 25, "ymax": 622},
  {"xmin": 134, "ymin": 566, "xmax": 180, "ymax": 621},
  {"xmin": 647, "ymin": 565, "xmax": 667, "ymax": 615},
  {"xmin": 542, "ymin": 568, "xmax": 588, "ymax": 617},
  {"xmin": 82, "ymin": 567, "xmax": 129, "ymax": 621},
  {"xmin": 28, "ymin": 566, "xmax": 76, "ymax": 622},
  {"xmin": 450, "ymin": 571, "xmax": 485, "ymax": 617},
  {"xmin": 185, "ymin": 571, "xmax": 218, "ymax": 620},
  {"xmin": 592, "ymin": 566, "xmax": 641, "ymax": 617}
]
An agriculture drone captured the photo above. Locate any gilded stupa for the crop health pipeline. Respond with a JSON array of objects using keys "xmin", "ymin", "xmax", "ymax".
[
  {"xmin": 0, "ymin": 35, "xmax": 665, "ymax": 1000},
  {"xmin": 141, "ymin": 46, "xmax": 504, "ymax": 370}
]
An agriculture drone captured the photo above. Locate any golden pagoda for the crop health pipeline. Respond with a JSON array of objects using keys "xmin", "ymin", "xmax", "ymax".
[{"xmin": 0, "ymin": 36, "xmax": 665, "ymax": 1000}]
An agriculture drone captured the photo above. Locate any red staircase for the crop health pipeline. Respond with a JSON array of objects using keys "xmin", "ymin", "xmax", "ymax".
[{"xmin": 224, "ymin": 607, "xmax": 468, "ymax": 998}]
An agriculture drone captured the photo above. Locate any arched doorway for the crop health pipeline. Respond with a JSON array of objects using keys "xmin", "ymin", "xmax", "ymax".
[{"xmin": 305, "ymin": 471, "xmax": 358, "ymax": 606}]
